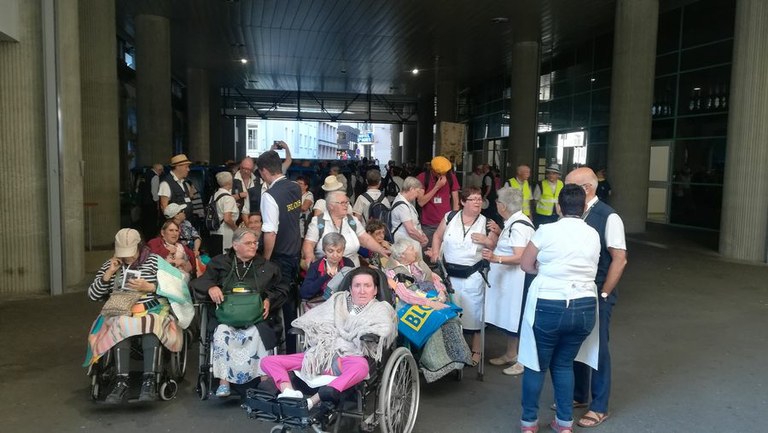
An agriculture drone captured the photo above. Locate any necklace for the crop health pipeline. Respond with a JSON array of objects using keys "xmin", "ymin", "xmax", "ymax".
[
  {"xmin": 234, "ymin": 258, "xmax": 253, "ymax": 281},
  {"xmin": 460, "ymin": 211, "xmax": 481, "ymax": 239}
]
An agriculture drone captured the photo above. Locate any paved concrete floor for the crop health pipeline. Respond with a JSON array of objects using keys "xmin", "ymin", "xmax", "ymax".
[{"xmin": 1, "ymin": 227, "xmax": 766, "ymax": 433}]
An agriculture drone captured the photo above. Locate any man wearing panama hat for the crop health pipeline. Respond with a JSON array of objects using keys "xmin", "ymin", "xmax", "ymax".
[{"xmin": 158, "ymin": 154, "xmax": 193, "ymax": 221}]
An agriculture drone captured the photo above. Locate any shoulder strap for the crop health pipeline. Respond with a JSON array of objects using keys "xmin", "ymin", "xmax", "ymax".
[
  {"xmin": 446, "ymin": 210, "xmax": 459, "ymax": 224},
  {"xmin": 316, "ymin": 212, "xmax": 326, "ymax": 239},
  {"xmin": 388, "ymin": 200, "xmax": 408, "ymax": 235}
]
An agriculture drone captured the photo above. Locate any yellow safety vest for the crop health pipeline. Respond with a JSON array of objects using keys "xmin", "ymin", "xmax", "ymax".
[
  {"xmin": 508, "ymin": 178, "xmax": 532, "ymax": 217},
  {"xmin": 536, "ymin": 180, "xmax": 564, "ymax": 216}
]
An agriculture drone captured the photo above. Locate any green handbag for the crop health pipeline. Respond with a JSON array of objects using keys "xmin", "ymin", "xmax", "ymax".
[{"xmin": 215, "ymin": 292, "xmax": 264, "ymax": 328}]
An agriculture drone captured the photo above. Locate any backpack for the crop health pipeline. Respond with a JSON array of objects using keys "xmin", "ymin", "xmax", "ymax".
[
  {"xmin": 383, "ymin": 176, "xmax": 400, "ymax": 198},
  {"xmin": 384, "ymin": 201, "xmax": 408, "ymax": 242},
  {"xmin": 204, "ymin": 192, "xmax": 228, "ymax": 232},
  {"xmin": 361, "ymin": 192, "xmax": 390, "ymax": 224},
  {"xmin": 316, "ymin": 212, "xmax": 358, "ymax": 240}
]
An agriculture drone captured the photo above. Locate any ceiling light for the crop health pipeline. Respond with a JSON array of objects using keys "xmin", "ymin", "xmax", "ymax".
[
  {"xmin": 693, "ymin": 87, "xmax": 701, "ymax": 91},
  {"xmin": 590, "ymin": 78, "xmax": 596, "ymax": 82},
  {"xmin": 411, "ymin": 68, "xmax": 419, "ymax": 75},
  {"xmin": 240, "ymin": 58, "xmax": 248, "ymax": 64}
]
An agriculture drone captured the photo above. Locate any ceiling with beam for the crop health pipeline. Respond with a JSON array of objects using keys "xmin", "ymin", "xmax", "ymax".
[{"xmin": 118, "ymin": 0, "xmax": 619, "ymax": 96}]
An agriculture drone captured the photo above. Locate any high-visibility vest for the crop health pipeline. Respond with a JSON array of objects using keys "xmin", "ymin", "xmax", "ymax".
[
  {"xmin": 508, "ymin": 177, "xmax": 532, "ymax": 217},
  {"xmin": 536, "ymin": 180, "xmax": 564, "ymax": 216}
]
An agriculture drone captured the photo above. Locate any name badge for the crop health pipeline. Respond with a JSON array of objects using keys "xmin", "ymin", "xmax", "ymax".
[{"xmin": 433, "ymin": 197, "xmax": 442, "ymax": 204}]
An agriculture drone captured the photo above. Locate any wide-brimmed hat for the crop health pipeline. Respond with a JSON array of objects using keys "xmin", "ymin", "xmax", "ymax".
[
  {"xmin": 163, "ymin": 203, "xmax": 187, "ymax": 219},
  {"xmin": 431, "ymin": 156, "xmax": 452, "ymax": 175},
  {"xmin": 114, "ymin": 228, "xmax": 141, "ymax": 257},
  {"xmin": 545, "ymin": 163, "xmax": 561, "ymax": 174},
  {"xmin": 321, "ymin": 175, "xmax": 345, "ymax": 192},
  {"xmin": 170, "ymin": 154, "xmax": 192, "ymax": 167}
]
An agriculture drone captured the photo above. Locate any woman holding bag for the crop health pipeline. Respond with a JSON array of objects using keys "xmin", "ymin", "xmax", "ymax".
[
  {"xmin": 194, "ymin": 228, "xmax": 289, "ymax": 398},
  {"xmin": 85, "ymin": 228, "xmax": 184, "ymax": 404}
]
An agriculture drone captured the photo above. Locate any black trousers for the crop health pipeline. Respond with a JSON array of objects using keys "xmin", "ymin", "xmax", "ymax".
[{"xmin": 271, "ymin": 253, "xmax": 299, "ymax": 354}]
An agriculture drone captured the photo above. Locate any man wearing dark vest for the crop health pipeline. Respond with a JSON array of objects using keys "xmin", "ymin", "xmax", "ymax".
[
  {"xmin": 138, "ymin": 163, "xmax": 164, "ymax": 240},
  {"xmin": 158, "ymin": 154, "xmax": 193, "ymax": 221},
  {"xmin": 565, "ymin": 167, "xmax": 628, "ymax": 428},
  {"xmin": 232, "ymin": 156, "xmax": 262, "ymax": 220},
  {"xmin": 258, "ymin": 150, "xmax": 301, "ymax": 353}
]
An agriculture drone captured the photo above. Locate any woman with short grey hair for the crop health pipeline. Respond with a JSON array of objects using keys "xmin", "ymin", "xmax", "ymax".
[
  {"xmin": 209, "ymin": 170, "xmax": 239, "ymax": 256},
  {"xmin": 480, "ymin": 186, "xmax": 535, "ymax": 375},
  {"xmin": 389, "ymin": 177, "xmax": 429, "ymax": 246}
]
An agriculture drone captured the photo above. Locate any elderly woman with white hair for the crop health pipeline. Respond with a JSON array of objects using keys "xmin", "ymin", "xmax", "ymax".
[
  {"xmin": 480, "ymin": 186, "xmax": 535, "ymax": 376},
  {"xmin": 209, "ymin": 171, "xmax": 240, "ymax": 256},
  {"xmin": 302, "ymin": 190, "xmax": 389, "ymax": 268},
  {"xmin": 389, "ymin": 176, "xmax": 429, "ymax": 246},
  {"xmin": 384, "ymin": 238, "xmax": 473, "ymax": 382}
]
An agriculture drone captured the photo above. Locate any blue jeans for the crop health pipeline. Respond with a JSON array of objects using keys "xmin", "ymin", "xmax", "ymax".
[
  {"xmin": 573, "ymin": 294, "xmax": 614, "ymax": 413},
  {"xmin": 521, "ymin": 297, "xmax": 597, "ymax": 425}
]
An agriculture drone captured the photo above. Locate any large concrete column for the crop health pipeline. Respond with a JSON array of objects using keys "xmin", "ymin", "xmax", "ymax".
[
  {"xmin": 416, "ymin": 92, "xmax": 434, "ymax": 166},
  {"xmin": 390, "ymin": 123, "xmax": 403, "ymax": 165},
  {"xmin": 135, "ymin": 0, "xmax": 172, "ymax": 166},
  {"xmin": 402, "ymin": 123, "xmax": 417, "ymax": 166},
  {"xmin": 58, "ymin": 0, "xmax": 85, "ymax": 287},
  {"xmin": 606, "ymin": 0, "xmax": 659, "ymax": 233},
  {"xmin": 187, "ymin": 67, "xmax": 210, "ymax": 163},
  {"xmin": 508, "ymin": 41, "xmax": 540, "ymax": 170},
  {"xmin": 0, "ymin": 0, "xmax": 49, "ymax": 295},
  {"xmin": 80, "ymin": 0, "xmax": 120, "ymax": 247},
  {"xmin": 720, "ymin": 0, "xmax": 768, "ymax": 263},
  {"xmin": 434, "ymin": 65, "xmax": 456, "ymax": 156}
]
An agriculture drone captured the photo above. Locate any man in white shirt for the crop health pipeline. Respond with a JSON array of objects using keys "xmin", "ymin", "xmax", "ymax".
[
  {"xmin": 352, "ymin": 170, "xmax": 390, "ymax": 225},
  {"xmin": 565, "ymin": 167, "xmax": 628, "ymax": 428},
  {"xmin": 158, "ymin": 154, "xmax": 193, "ymax": 220}
]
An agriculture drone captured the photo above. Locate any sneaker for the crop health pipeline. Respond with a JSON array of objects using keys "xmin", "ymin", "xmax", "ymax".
[
  {"xmin": 277, "ymin": 388, "xmax": 304, "ymax": 399},
  {"xmin": 503, "ymin": 362, "xmax": 525, "ymax": 376},
  {"xmin": 138, "ymin": 374, "xmax": 158, "ymax": 402},
  {"xmin": 105, "ymin": 376, "xmax": 129, "ymax": 404},
  {"xmin": 215, "ymin": 383, "xmax": 231, "ymax": 398}
]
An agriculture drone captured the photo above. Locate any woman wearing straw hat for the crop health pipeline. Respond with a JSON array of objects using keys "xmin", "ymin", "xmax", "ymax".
[{"xmin": 312, "ymin": 175, "xmax": 352, "ymax": 216}]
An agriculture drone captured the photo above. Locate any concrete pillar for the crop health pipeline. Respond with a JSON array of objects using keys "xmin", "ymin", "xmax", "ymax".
[
  {"xmin": 135, "ymin": 1, "xmax": 172, "ymax": 166},
  {"xmin": 80, "ymin": 0, "xmax": 120, "ymax": 247},
  {"xmin": 720, "ymin": 0, "xmax": 768, "ymax": 262},
  {"xmin": 434, "ymin": 71, "xmax": 456, "ymax": 155},
  {"xmin": 390, "ymin": 123, "xmax": 403, "ymax": 165},
  {"xmin": 606, "ymin": 0, "xmax": 659, "ymax": 233},
  {"xmin": 402, "ymin": 123, "xmax": 417, "ymax": 167},
  {"xmin": 0, "ymin": 0, "xmax": 49, "ymax": 295},
  {"xmin": 187, "ymin": 68, "xmax": 210, "ymax": 164},
  {"xmin": 508, "ymin": 41, "xmax": 540, "ymax": 171},
  {"xmin": 416, "ymin": 93, "xmax": 434, "ymax": 166},
  {"xmin": 58, "ymin": 0, "xmax": 85, "ymax": 287}
]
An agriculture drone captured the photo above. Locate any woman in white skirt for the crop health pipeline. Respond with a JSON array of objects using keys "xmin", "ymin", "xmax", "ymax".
[
  {"xmin": 481, "ymin": 187, "xmax": 535, "ymax": 375},
  {"xmin": 429, "ymin": 187, "xmax": 496, "ymax": 366}
]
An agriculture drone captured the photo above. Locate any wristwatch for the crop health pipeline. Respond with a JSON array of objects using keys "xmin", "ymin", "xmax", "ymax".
[{"xmin": 600, "ymin": 292, "xmax": 608, "ymax": 300}]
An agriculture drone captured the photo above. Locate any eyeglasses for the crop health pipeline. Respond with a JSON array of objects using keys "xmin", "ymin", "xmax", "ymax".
[
  {"xmin": 239, "ymin": 241, "xmax": 258, "ymax": 246},
  {"xmin": 333, "ymin": 201, "xmax": 350, "ymax": 206},
  {"xmin": 465, "ymin": 197, "xmax": 483, "ymax": 202}
]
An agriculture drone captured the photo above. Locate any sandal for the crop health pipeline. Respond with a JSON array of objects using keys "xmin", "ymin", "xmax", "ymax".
[
  {"xmin": 549, "ymin": 420, "xmax": 573, "ymax": 433},
  {"xmin": 577, "ymin": 411, "xmax": 610, "ymax": 428},
  {"xmin": 470, "ymin": 351, "xmax": 482, "ymax": 367},
  {"xmin": 521, "ymin": 425, "xmax": 539, "ymax": 433},
  {"xmin": 489, "ymin": 354, "xmax": 517, "ymax": 366}
]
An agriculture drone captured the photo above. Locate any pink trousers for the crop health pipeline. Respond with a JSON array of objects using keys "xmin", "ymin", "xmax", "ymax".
[{"xmin": 261, "ymin": 353, "xmax": 369, "ymax": 392}]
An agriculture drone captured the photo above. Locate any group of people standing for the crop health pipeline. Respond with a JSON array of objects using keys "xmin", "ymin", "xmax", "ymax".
[{"xmin": 95, "ymin": 147, "xmax": 626, "ymax": 433}]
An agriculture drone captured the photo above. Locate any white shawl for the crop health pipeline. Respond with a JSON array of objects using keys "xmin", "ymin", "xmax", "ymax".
[{"xmin": 293, "ymin": 291, "xmax": 397, "ymax": 377}]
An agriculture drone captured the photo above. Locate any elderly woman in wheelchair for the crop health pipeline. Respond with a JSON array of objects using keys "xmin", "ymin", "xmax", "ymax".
[
  {"xmin": 193, "ymin": 227, "xmax": 289, "ymax": 398},
  {"xmin": 84, "ymin": 228, "xmax": 188, "ymax": 404},
  {"xmin": 247, "ymin": 267, "xmax": 420, "ymax": 433},
  {"xmin": 383, "ymin": 238, "xmax": 473, "ymax": 382}
]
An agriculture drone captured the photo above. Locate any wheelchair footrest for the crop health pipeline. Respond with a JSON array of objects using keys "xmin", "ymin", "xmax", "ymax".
[{"xmin": 244, "ymin": 389, "xmax": 281, "ymax": 422}]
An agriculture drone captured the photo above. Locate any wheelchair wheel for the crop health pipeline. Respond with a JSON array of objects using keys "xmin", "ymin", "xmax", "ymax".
[
  {"xmin": 159, "ymin": 379, "xmax": 178, "ymax": 401},
  {"xmin": 170, "ymin": 330, "xmax": 190, "ymax": 380},
  {"xmin": 197, "ymin": 375, "xmax": 209, "ymax": 401},
  {"xmin": 377, "ymin": 347, "xmax": 420, "ymax": 433}
]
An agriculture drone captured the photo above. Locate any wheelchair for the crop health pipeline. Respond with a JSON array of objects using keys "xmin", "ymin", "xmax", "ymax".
[
  {"xmin": 242, "ymin": 267, "xmax": 420, "ymax": 433},
  {"xmin": 190, "ymin": 277, "xmax": 285, "ymax": 400},
  {"xmin": 88, "ymin": 330, "xmax": 190, "ymax": 402}
]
